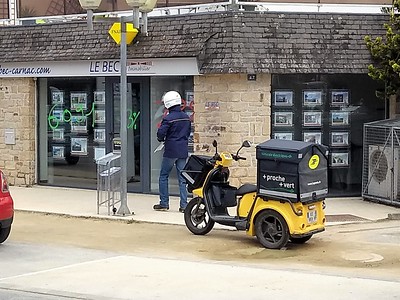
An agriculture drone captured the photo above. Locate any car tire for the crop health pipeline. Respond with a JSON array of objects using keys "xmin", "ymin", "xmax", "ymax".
[{"xmin": 0, "ymin": 226, "xmax": 11, "ymax": 244}]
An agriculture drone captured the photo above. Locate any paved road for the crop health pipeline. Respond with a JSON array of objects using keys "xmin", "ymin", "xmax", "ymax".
[
  {"xmin": 0, "ymin": 289, "xmax": 77, "ymax": 300},
  {"xmin": 1, "ymin": 238, "xmax": 400, "ymax": 300},
  {"xmin": 0, "ymin": 214, "xmax": 400, "ymax": 300}
]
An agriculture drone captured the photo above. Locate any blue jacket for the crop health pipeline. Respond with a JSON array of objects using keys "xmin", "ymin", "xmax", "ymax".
[{"xmin": 157, "ymin": 105, "xmax": 191, "ymax": 158}]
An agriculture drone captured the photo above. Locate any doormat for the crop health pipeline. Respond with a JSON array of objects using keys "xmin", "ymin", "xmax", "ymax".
[{"xmin": 326, "ymin": 214, "xmax": 369, "ymax": 222}]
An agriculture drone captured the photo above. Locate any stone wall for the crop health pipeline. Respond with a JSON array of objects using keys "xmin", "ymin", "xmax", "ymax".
[
  {"xmin": 0, "ymin": 78, "xmax": 35, "ymax": 186},
  {"xmin": 194, "ymin": 74, "xmax": 271, "ymax": 186}
]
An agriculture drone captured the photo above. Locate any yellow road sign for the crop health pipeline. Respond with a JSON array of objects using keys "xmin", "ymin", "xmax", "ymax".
[{"xmin": 108, "ymin": 22, "xmax": 138, "ymax": 45}]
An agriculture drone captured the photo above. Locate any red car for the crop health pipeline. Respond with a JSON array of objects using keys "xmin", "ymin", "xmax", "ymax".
[{"xmin": 0, "ymin": 171, "xmax": 13, "ymax": 244}]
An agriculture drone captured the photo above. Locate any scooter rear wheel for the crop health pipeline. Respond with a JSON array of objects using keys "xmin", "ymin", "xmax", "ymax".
[
  {"xmin": 255, "ymin": 210, "xmax": 289, "ymax": 249},
  {"xmin": 184, "ymin": 197, "xmax": 215, "ymax": 235}
]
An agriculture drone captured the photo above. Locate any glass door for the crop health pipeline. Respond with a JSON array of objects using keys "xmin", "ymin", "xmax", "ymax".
[{"xmin": 106, "ymin": 77, "xmax": 150, "ymax": 193}]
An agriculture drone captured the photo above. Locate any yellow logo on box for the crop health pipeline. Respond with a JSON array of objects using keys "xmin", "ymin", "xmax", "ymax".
[
  {"xmin": 309, "ymin": 154, "xmax": 320, "ymax": 170},
  {"xmin": 108, "ymin": 23, "xmax": 138, "ymax": 45}
]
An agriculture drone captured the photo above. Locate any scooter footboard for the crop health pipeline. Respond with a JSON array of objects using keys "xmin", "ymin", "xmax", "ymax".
[{"xmin": 209, "ymin": 183, "xmax": 237, "ymax": 208}]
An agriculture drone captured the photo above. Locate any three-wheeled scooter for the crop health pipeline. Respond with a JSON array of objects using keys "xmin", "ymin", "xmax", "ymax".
[{"xmin": 181, "ymin": 139, "xmax": 329, "ymax": 249}]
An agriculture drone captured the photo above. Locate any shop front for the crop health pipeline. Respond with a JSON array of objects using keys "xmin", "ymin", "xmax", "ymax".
[
  {"xmin": 0, "ymin": 10, "xmax": 391, "ymax": 198},
  {"xmin": 30, "ymin": 58, "xmax": 197, "ymax": 194}
]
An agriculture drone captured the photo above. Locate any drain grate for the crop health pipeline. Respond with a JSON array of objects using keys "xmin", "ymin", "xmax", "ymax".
[{"xmin": 326, "ymin": 214, "xmax": 369, "ymax": 222}]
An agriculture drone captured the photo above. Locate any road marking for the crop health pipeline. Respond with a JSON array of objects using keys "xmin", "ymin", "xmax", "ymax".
[{"xmin": 0, "ymin": 255, "xmax": 124, "ymax": 282}]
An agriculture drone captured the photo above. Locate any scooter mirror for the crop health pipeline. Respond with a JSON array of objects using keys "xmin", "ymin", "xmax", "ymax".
[
  {"xmin": 242, "ymin": 140, "xmax": 251, "ymax": 148},
  {"xmin": 212, "ymin": 140, "xmax": 218, "ymax": 157}
]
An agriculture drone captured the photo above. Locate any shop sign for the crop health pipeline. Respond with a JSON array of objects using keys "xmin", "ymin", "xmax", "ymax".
[{"xmin": 0, "ymin": 57, "xmax": 199, "ymax": 77}]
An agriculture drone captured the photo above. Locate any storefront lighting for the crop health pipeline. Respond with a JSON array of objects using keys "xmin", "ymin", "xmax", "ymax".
[
  {"xmin": 126, "ymin": 0, "xmax": 147, "ymax": 6},
  {"xmin": 78, "ymin": 0, "xmax": 102, "ymax": 9},
  {"xmin": 140, "ymin": 0, "xmax": 158, "ymax": 12},
  {"xmin": 140, "ymin": 0, "xmax": 158, "ymax": 35},
  {"xmin": 78, "ymin": 0, "xmax": 102, "ymax": 30},
  {"xmin": 126, "ymin": 0, "xmax": 147, "ymax": 30}
]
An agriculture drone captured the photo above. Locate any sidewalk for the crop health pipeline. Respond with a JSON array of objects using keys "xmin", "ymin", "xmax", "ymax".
[{"xmin": 10, "ymin": 185, "xmax": 400, "ymax": 226}]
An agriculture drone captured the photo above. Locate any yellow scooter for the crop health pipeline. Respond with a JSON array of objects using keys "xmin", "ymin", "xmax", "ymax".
[{"xmin": 182, "ymin": 139, "xmax": 328, "ymax": 249}]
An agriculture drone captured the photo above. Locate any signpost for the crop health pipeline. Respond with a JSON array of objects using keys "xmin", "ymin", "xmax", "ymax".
[
  {"xmin": 116, "ymin": 18, "xmax": 131, "ymax": 216},
  {"xmin": 79, "ymin": 0, "xmax": 157, "ymax": 217}
]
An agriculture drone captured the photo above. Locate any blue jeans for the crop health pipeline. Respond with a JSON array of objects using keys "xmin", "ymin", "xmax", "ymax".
[{"xmin": 159, "ymin": 157, "xmax": 188, "ymax": 209}]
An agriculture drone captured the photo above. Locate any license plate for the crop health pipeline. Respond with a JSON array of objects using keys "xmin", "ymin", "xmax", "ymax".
[{"xmin": 307, "ymin": 210, "xmax": 317, "ymax": 224}]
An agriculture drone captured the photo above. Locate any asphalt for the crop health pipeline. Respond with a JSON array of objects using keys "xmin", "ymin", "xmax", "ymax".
[
  {"xmin": 9, "ymin": 185, "xmax": 400, "ymax": 227},
  {"xmin": 5, "ymin": 185, "xmax": 400, "ymax": 299}
]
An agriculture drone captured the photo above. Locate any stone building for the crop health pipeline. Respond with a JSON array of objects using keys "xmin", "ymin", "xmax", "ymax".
[{"xmin": 0, "ymin": 9, "xmax": 389, "ymax": 197}]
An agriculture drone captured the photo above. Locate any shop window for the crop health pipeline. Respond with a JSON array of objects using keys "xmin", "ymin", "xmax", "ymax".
[
  {"xmin": 271, "ymin": 74, "xmax": 385, "ymax": 197},
  {"xmin": 150, "ymin": 76, "xmax": 194, "ymax": 194},
  {"xmin": 39, "ymin": 77, "xmax": 103, "ymax": 189}
]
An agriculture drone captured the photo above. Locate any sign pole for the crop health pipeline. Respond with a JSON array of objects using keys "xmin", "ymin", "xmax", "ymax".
[{"xmin": 117, "ymin": 16, "xmax": 131, "ymax": 216}]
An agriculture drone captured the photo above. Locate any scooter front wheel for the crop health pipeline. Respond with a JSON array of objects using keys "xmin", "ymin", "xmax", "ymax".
[
  {"xmin": 184, "ymin": 197, "xmax": 215, "ymax": 235},
  {"xmin": 255, "ymin": 210, "xmax": 289, "ymax": 249}
]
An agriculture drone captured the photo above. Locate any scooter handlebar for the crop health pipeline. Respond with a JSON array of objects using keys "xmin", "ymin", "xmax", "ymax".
[
  {"xmin": 206, "ymin": 154, "xmax": 221, "ymax": 166},
  {"xmin": 232, "ymin": 154, "xmax": 246, "ymax": 161}
]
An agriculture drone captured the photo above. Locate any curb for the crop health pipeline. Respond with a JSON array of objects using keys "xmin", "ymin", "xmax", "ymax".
[{"xmin": 388, "ymin": 213, "xmax": 400, "ymax": 220}]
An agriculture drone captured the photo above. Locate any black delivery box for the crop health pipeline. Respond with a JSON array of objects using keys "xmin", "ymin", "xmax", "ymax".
[
  {"xmin": 256, "ymin": 139, "xmax": 329, "ymax": 203},
  {"xmin": 182, "ymin": 155, "xmax": 214, "ymax": 192}
]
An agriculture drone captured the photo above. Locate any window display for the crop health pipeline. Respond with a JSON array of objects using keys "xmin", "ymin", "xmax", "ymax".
[
  {"xmin": 274, "ymin": 112, "xmax": 293, "ymax": 126},
  {"xmin": 52, "ymin": 110, "xmax": 64, "ymax": 123},
  {"xmin": 70, "ymin": 92, "xmax": 87, "ymax": 110},
  {"xmin": 271, "ymin": 73, "xmax": 385, "ymax": 197},
  {"xmin": 273, "ymin": 90, "xmax": 293, "ymax": 106},
  {"xmin": 331, "ymin": 90, "xmax": 349, "ymax": 106},
  {"xmin": 41, "ymin": 78, "xmax": 100, "ymax": 189},
  {"xmin": 52, "ymin": 128, "xmax": 64, "ymax": 141},
  {"xmin": 94, "ymin": 128, "xmax": 106, "ymax": 143},
  {"xmin": 303, "ymin": 111, "xmax": 322, "ymax": 127},
  {"xmin": 274, "ymin": 132, "xmax": 293, "ymax": 140},
  {"xmin": 94, "ymin": 91, "xmax": 105, "ymax": 103},
  {"xmin": 331, "ymin": 111, "xmax": 349, "ymax": 126},
  {"xmin": 94, "ymin": 147, "xmax": 106, "ymax": 161},
  {"xmin": 71, "ymin": 116, "xmax": 87, "ymax": 132},
  {"xmin": 331, "ymin": 152, "xmax": 349, "ymax": 167},
  {"xmin": 331, "ymin": 132, "xmax": 349, "ymax": 147},
  {"xmin": 52, "ymin": 146, "xmax": 65, "ymax": 159},
  {"xmin": 303, "ymin": 132, "xmax": 322, "ymax": 144},
  {"xmin": 303, "ymin": 90, "xmax": 322, "ymax": 106},
  {"xmin": 94, "ymin": 110, "xmax": 106, "ymax": 124},
  {"xmin": 71, "ymin": 137, "xmax": 88, "ymax": 155},
  {"xmin": 52, "ymin": 91, "xmax": 64, "ymax": 105}
]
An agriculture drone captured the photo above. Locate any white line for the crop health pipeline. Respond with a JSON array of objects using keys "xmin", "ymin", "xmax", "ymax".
[{"xmin": 0, "ymin": 255, "xmax": 124, "ymax": 282}]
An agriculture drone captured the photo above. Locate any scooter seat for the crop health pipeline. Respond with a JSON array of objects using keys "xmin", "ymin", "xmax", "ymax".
[{"xmin": 236, "ymin": 184, "xmax": 257, "ymax": 196}]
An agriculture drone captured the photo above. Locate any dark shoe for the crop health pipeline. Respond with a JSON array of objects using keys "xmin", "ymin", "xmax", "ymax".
[
  {"xmin": 153, "ymin": 204, "xmax": 169, "ymax": 211},
  {"xmin": 179, "ymin": 207, "xmax": 185, "ymax": 213}
]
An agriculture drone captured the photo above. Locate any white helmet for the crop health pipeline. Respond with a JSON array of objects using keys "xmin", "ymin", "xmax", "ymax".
[{"xmin": 162, "ymin": 91, "xmax": 182, "ymax": 109}]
